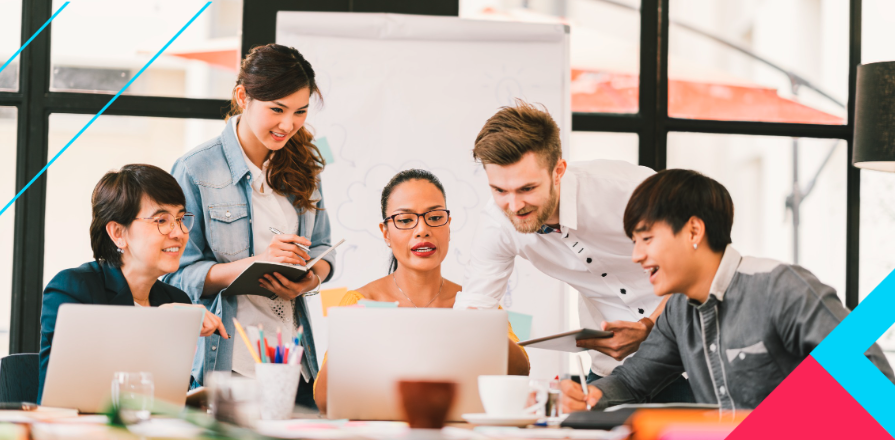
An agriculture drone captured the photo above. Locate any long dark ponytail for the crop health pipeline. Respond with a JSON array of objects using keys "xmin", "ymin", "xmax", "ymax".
[
  {"xmin": 227, "ymin": 43, "xmax": 325, "ymax": 213},
  {"xmin": 380, "ymin": 169, "xmax": 447, "ymax": 274}
]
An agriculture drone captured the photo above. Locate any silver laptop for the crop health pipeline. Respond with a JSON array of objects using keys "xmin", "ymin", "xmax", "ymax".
[
  {"xmin": 326, "ymin": 308, "xmax": 508, "ymax": 421},
  {"xmin": 41, "ymin": 304, "xmax": 204, "ymax": 412}
]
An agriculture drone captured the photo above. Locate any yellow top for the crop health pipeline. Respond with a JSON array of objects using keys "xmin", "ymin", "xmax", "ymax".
[{"xmin": 313, "ymin": 290, "xmax": 528, "ymax": 399}]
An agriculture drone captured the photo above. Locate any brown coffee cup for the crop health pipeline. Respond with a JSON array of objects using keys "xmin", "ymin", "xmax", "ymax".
[{"xmin": 397, "ymin": 380, "xmax": 457, "ymax": 429}]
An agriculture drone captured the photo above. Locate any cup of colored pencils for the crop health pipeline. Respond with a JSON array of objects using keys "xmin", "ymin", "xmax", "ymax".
[{"xmin": 232, "ymin": 318, "xmax": 305, "ymax": 420}]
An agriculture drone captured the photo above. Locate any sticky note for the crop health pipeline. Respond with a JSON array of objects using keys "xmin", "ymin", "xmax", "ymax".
[
  {"xmin": 315, "ymin": 136, "xmax": 335, "ymax": 165},
  {"xmin": 506, "ymin": 310, "xmax": 533, "ymax": 341},
  {"xmin": 320, "ymin": 286, "xmax": 348, "ymax": 317},
  {"xmin": 357, "ymin": 299, "xmax": 399, "ymax": 308}
]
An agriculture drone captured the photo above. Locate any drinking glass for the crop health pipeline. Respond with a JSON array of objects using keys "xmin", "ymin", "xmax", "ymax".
[{"xmin": 111, "ymin": 372, "xmax": 154, "ymax": 424}]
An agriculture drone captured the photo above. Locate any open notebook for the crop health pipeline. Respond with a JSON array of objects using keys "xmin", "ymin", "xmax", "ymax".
[{"xmin": 223, "ymin": 239, "xmax": 345, "ymax": 297}]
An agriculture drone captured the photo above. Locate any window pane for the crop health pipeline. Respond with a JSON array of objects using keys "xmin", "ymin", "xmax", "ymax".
[
  {"xmin": 570, "ymin": 131, "xmax": 638, "ymax": 164},
  {"xmin": 668, "ymin": 133, "xmax": 847, "ymax": 301},
  {"xmin": 0, "ymin": 107, "xmax": 16, "ymax": 356},
  {"xmin": 669, "ymin": 1, "xmax": 847, "ymax": 124},
  {"xmin": 863, "ymin": 0, "xmax": 895, "ymax": 64},
  {"xmin": 860, "ymin": 170, "xmax": 895, "ymax": 301},
  {"xmin": 0, "ymin": 0, "xmax": 22, "ymax": 92},
  {"xmin": 43, "ymin": 114, "xmax": 225, "ymax": 285},
  {"xmin": 50, "ymin": 0, "xmax": 241, "ymax": 99},
  {"xmin": 860, "ymin": 170, "xmax": 895, "ymax": 363},
  {"xmin": 461, "ymin": 0, "xmax": 641, "ymax": 114}
]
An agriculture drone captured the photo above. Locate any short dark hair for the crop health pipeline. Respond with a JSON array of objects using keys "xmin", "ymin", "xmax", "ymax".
[
  {"xmin": 473, "ymin": 100, "xmax": 561, "ymax": 170},
  {"xmin": 623, "ymin": 169, "xmax": 734, "ymax": 253},
  {"xmin": 380, "ymin": 169, "xmax": 447, "ymax": 274},
  {"xmin": 90, "ymin": 164, "xmax": 187, "ymax": 267}
]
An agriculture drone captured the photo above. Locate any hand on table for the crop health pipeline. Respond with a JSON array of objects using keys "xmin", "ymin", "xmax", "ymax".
[
  {"xmin": 576, "ymin": 319, "xmax": 652, "ymax": 361},
  {"xmin": 160, "ymin": 303, "xmax": 229, "ymax": 338},
  {"xmin": 560, "ymin": 379, "xmax": 602, "ymax": 413}
]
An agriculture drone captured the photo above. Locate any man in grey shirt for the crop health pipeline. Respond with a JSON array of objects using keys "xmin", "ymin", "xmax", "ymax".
[{"xmin": 562, "ymin": 169, "xmax": 895, "ymax": 414}]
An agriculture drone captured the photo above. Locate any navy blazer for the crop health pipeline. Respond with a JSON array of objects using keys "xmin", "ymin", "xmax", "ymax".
[{"xmin": 37, "ymin": 261, "xmax": 191, "ymax": 403}]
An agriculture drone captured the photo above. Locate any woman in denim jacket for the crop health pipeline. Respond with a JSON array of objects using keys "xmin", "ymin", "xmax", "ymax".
[{"xmin": 163, "ymin": 44, "xmax": 335, "ymax": 408}]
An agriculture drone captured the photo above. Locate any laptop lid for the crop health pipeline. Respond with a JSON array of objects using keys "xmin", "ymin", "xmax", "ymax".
[
  {"xmin": 326, "ymin": 308, "xmax": 508, "ymax": 421},
  {"xmin": 41, "ymin": 304, "xmax": 204, "ymax": 413}
]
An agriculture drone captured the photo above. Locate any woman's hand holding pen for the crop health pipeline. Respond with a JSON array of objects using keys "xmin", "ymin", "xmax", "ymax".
[{"xmin": 257, "ymin": 234, "xmax": 311, "ymax": 266}]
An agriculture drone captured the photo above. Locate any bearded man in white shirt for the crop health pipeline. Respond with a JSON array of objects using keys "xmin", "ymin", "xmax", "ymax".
[{"xmin": 454, "ymin": 101, "xmax": 693, "ymax": 402}]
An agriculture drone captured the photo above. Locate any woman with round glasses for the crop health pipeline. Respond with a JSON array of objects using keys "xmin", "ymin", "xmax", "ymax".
[
  {"xmin": 37, "ymin": 164, "xmax": 228, "ymax": 403},
  {"xmin": 312, "ymin": 169, "xmax": 530, "ymax": 413}
]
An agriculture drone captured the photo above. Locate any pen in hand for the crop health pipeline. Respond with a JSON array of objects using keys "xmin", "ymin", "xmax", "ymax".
[
  {"xmin": 576, "ymin": 354, "xmax": 592, "ymax": 411},
  {"xmin": 268, "ymin": 227, "xmax": 311, "ymax": 256}
]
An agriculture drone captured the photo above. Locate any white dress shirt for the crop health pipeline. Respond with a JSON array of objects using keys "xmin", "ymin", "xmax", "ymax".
[
  {"xmin": 455, "ymin": 159, "xmax": 662, "ymax": 376},
  {"xmin": 229, "ymin": 115, "xmax": 303, "ymax": 379}
]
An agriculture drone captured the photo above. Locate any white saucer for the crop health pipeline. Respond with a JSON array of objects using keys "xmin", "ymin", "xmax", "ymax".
[{"xmin": 461, "ymin": 413, "xmax": 540, "ymax": 427}]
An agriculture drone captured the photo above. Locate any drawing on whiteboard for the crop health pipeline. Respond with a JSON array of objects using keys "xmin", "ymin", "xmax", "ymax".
[
  {"xmin": 324, "ymin": 242, "xmax": 358, "ymax": 284},
  {"xmin": 484, "ymin": 66, "xmax": 532, "ymax": 106},
  {"xmin": 334, "ymin": 161, "xmax": 482, "ymax": 237}
]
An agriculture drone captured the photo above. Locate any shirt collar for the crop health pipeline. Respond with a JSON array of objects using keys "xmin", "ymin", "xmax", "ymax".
[
  {"xmin": 222, "ymin": 115, "xmax": 251, "ymax": 185},
  {"xmin": 545, "ymin": 166, "xmax": 578, "ymax": 232},
  {"xmin": 708, "ymin": 244, "xmax": 742, "ymax": 302},
  {"xmin": 231, "ymin": 115, "xmax": 271, "ymax": 193},
  {"xmin": 100, "ymin": 261, "xmax": 171, "ymax": 306}
]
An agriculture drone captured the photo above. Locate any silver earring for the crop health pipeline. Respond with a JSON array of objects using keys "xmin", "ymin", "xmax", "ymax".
[
  {"xmin": 693, "ymin": 243, "xmax": 698, "ymax": 250},
  {"xmin": 387, "ymin": 243, "xmax": 391, "ymax": 248},
  {"xmin": 117, "ymin": 247, "xmax": 124, "ymax": 254}
]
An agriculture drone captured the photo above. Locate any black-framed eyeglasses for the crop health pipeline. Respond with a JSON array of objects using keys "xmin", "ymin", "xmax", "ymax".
[
  {"xmin": 135, "ymin": 213, "xmax": 195, "ymax": 235},
  {"xmin": 383, "ymin": 209, "xmax": 450, "ymax": 230}
]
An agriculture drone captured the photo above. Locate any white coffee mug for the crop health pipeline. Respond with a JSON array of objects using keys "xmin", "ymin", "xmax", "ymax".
[{"xmin": 478, "ymin": 375, "xmax": 546, "ymax": 417}]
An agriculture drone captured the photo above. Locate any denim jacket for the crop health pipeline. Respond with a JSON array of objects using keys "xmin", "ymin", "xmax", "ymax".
[{"xmin": 162, "ymin": 123, "xmax": 335, "ymax": 387}]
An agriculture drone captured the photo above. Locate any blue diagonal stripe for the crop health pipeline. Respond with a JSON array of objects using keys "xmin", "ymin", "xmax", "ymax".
[
  {"xmin": 0, "ymin": 1, "xmax": 212, "ymax": 218},
  {"xmin": 0, "ymin": 2, "xmax": 69, "ymax": 76},
  {"xmin": 812, "ymin": 267, "xmax": 895, "ymax": 435}
]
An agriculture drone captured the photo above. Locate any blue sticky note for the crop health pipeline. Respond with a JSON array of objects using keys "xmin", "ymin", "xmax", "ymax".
[
  {"xmin": 357, "ymin": 299, "xmax": 399, "ymax": 308},
  {"xmin": 315, "ymin": 136, "xmax": 335, "ymax": 165},
  {"xmin": 506, "ymin": 310, "xmax": 533, "ymax": 341}
]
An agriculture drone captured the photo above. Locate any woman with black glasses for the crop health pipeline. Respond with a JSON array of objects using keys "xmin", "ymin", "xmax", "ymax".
[
  {"xmin": 37, "ymin": 164, "xmax": 227, "ymax": 403},
  {"xmin": 312, "ymin": 169, "xmax": 530, "ymax": 413}
]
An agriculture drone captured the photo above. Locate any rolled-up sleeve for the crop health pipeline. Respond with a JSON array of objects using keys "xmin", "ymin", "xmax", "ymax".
[
  {"xmin": 454, "ymin": 203, "xmax": 517, "ymax": 310},
  {"xmin": 162, "ymin": 159, "xmax": 218, "ymax": 302},
  {"xmin": 308, "ymin": 181, "xmax": 336, "ymax": 283}
]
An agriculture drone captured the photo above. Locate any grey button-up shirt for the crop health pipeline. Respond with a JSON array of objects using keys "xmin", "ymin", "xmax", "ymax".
[{"xmin": 592, "ymin": 245, "xmax": 895, "ymax": 413}]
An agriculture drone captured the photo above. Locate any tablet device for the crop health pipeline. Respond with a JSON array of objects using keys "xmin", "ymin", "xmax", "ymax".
[
  {"xmin": 518, "ymin": 328, "xmax": 613, "ymax": 352},
  {"xmin": 560, "ymin": 407, "xmax": 637, "ymax": 429}
]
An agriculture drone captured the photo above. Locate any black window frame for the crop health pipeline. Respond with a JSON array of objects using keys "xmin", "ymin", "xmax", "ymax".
[{"xmin": 0, "ymin": 0, "xmax": 862, "ymax": 354}]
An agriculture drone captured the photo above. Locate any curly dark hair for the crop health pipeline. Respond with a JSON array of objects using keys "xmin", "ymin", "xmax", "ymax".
[{"xmin": 227, "ymin": 43, "xmax": 326, "ymax": 213}]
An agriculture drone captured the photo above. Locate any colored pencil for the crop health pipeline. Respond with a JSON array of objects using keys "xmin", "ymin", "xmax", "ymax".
[
  {"xmin": 258, "ymin": 324, "xmax": 269, "ymax": 363},
  {"xmin": 232, "ymin": 318, "xmax": 261, "ymax": 364}
]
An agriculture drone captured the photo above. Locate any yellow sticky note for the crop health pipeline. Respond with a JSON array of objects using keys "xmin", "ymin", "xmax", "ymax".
[{"xmin": 321, "ymin": 287, "xmax": 348, "ymax": 317}]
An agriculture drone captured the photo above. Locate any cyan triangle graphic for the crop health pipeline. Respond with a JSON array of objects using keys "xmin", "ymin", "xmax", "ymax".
[{"xmin": 813, "ymin": 267, "xmax": 895, "ymax": 436}]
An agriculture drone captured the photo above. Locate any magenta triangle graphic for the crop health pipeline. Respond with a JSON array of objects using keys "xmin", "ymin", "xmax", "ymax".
[{"xmin": 726, "ymin": 355, "xmax": 891, "ymax": 439}]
